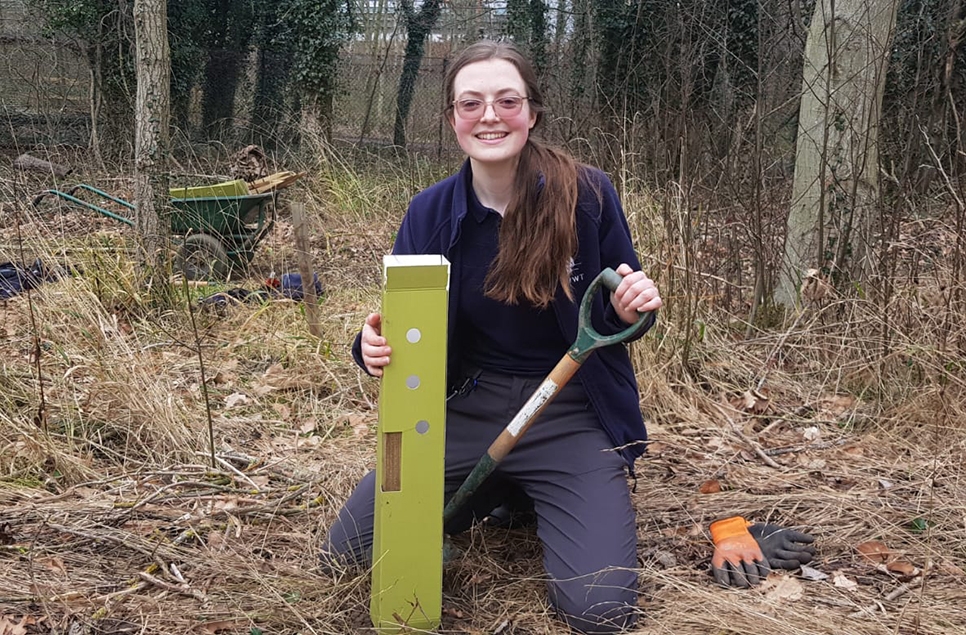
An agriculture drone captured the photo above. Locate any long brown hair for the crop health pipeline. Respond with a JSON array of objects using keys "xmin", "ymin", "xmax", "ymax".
[{"xmin": 444, "ymin": 40, "xmax": 579, "ymax": 308}]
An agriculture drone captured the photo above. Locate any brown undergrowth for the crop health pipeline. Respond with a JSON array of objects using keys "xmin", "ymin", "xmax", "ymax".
[{"xmin": 1, "ymin": 150, "xmax": 965, "ymax": 634}]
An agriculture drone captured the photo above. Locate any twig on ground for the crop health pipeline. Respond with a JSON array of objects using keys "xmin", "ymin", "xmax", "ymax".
[
  {"xmin": 119, "ymin": 480, "xmax": 235, "ymax": 512},
  {"xmin": 847, "ymin": 575, "xmax": 925, "ymax": 618},
  {"xmin": 737, "ymin": 428, "xmax": 784, "ymax": 469},
  {"xmin": 169, "ymin": 563, "xmax": 186, "ymax": 583},
  {"xmin": 357, "ymin": 371, "xmax": 374, "ymax": 410},
  {"xmin": 757, "ymin": 405, "xmax": 815, "ymax": 436},
  {"xmin": 208, "ymin": 483, "xmax": 312, "ymax": 519},
  {"xmin": 753, "ymin": 308, "xmax": 808, "ymax": 393},
  {"xmin": 211, "ymin": 454, "xmax": 261, "ymax": 491},
  {"xmin": 214, "ymin": 447, "xmax": 260, "ymax": 468},
  {"xmin": 709, "ymin": 401, "xmax": 783, "ymax": 469},
  {"xmin": 763, "ymin": 438, "xmax": 852, "ymax": 456},
  {"xmin": 45, "ymin": 523, "xmax": 190, "ymax": 563},
  {"xmin": 94, "ymin": 582, "xmax": 150, "ymax": 604},
  {"xmin": 137, "ymin": 571, "xmax": 207, "ymax": 602}
]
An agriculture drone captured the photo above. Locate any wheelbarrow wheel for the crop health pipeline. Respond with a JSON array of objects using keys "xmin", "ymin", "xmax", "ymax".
[{"xmin": 178, "ymin": 233, "xmax": 231, "ymax": 281}]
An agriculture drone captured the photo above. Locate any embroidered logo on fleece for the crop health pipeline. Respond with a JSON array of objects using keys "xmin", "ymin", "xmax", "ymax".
[{"xmin": 567, "ymin": 257, "xmax": 584, "ymax": 284}]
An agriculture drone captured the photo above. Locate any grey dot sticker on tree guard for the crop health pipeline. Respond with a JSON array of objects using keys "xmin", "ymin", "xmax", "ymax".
[
  {"xmin": 406, "ymin": 375, "xmax": 420, "ymax": 389},
  {"xmin": 406, "ymin": 328, "xmax": 421, "ymax": 343},
  {"xmin": 415, "ymin": 420, "xmax": 430, "ymax": 434}
]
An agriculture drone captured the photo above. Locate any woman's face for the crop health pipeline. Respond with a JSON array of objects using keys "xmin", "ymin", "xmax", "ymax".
[{"xmin": 449, "ymin": 59, "xmax": 536, "ymax": 169}]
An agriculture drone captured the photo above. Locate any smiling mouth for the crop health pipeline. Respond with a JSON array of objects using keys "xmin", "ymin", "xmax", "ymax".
[{"xmin": 476, "ymin": 132, "xmax": 508, "ymax": 140}]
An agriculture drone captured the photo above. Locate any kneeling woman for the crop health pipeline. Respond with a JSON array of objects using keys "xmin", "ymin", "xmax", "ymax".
[{"xmin": 323, "ymin": 40, "xmax": 662, "ymax": 635}]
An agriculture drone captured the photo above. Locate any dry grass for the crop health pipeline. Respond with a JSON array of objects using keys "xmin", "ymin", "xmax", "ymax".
[{"xmin": 1, "ymin": 148, "xmax": 965, "ymax": 635}]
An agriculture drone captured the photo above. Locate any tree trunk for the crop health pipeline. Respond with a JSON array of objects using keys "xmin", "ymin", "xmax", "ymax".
[
  {"xmin": 567, "ymin": 0, "xmax": 592, "ymax": 140},
  {"xmin": 393, "ymin": 0, "xmax": 442, "ymax": 149},
  {"xmin": 133, "ymin": 0, "xmax": 172, "ymax": 278},
  {"xmin": 777, "ymin": 0, "xmax": 899, "ymax": 307},
  {"xmin": 85, "ymin": 3, "xmax": 136, "ymax": 159},
  {"xmin": 300, "ymin": 92, "xmax": 333, "ymax": 153},
  {"xmin": 201, "ymin": 48, "xmax": 244, "ymax": 140},
  {"xmin": 593, "ymin": 0, "xmax": 625, "ymax": 139},
  {"xmin": 200, "ymin": 0, "xmax": 254, "ymax": 140}
]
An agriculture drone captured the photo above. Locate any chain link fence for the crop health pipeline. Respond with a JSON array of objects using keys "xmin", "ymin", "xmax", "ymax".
[{"xmin": 1, "ymin": 0, "xmax": 90, "ymax": 148}]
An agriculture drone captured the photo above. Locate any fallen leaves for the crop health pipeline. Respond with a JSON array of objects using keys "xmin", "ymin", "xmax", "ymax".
[
  {"xmin": 856, "ymin": 540, "xmax": 891, "ymax": 564},
  {"xmin": 698, "ymin": 479, "xmax": 721, "ymax": 494},
  {"xmin": 208, "ymin": 358, "xmax": 240, "ymax": 385},
  {"xmin": 856, "ymin": 539, "xmax": 921, "ymax": 581},
  {"xmin": 729, "ymin": 388, "xmax": 770, "ymax": 415},
  {"xmin": 886, "ymin": 560, "xmax": 920, "ymax": 579},
  {"xmin": 802, "ymin": 426, "xmax": 821, "ymax": 441},
  {"xmin": 249, "ymin": 474, "xmax": 270, "ymax": 489},
  {"xmin": 832, "ymin": 571, "xmax": 858, "ymax": 590},
  {"xmin": 650, "ymin": 549, "xmax": 678, "ymax": 568},
  {"xmin": 939, "ymin": 560, "xmax": 966, "ymax": 577},
  {"xmin": 345, "ymin": 413, "xmax": 370, "ymax": 437},
  {"xmin": 760, "ymin": 574, "xmax": 804, "ymax": 601},
  {"xmin": 251, "ymin": 363, "xmax": 319, "ymax": 396},
  {"xmin": 299, "ymin": 420, "xmax": 316, "ymax": 435},
  {"xmin": 224, "ymin": 392, "xmax": 250, "ymax": 409},
  {"xmin": 272, "ymin": 402, "xmax": 292, "ymax": 420},
  {"xmin": 799, "ymin": 565, "xmax": 829, "ymax": 581},
  {"xmin": 37, "ymin": 555, "xmax": 67, "ymax": 577},
  {"xmin": 0, "ymin": 615, "xmax": 41, "ymax": 635},
  {"xmin": 819, "ymin": 393, "xmax": 857, "ymax": 417},
  {"xmin": 801, "ymin": 268, "xmax": 832, "ymax": 305}
]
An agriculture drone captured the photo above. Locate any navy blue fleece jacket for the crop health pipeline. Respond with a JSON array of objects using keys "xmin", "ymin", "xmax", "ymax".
[{"xmin": 353, "ymin": 159, "xmax": 654, "ymax": 465}]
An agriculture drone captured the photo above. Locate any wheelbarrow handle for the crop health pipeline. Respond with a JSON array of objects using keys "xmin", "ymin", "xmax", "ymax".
[{"xmin": 442, "ymin": 267, "xmax": 652, "ymax": 525}]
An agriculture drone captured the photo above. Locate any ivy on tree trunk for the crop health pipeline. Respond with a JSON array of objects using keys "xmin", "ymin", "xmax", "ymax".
[
  {"xmin": 200, "ymin": 0, "xmax": 254, "ymax": 140},
  {"xmin": 393, "ymin": 0, "xmax": 442, "ymax": 149},
  {"xmin": 284, "ymin": 0, "xmax": 356, "ymax": 148}
]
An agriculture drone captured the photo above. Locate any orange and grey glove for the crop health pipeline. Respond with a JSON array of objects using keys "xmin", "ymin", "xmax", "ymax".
[{"xmin": 710, "ymin": 516, "xmax": 771, "ymax": 588}]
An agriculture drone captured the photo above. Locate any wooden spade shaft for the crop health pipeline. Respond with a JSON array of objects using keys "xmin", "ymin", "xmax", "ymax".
[{"xmin": 442, "ymin": 354, "xmax": 581, "ymax": 523}]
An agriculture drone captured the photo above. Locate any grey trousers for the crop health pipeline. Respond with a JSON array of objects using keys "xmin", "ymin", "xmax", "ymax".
[{"xmin": 323, "ymin": 370, "xmax": 639, "ymax": 634}]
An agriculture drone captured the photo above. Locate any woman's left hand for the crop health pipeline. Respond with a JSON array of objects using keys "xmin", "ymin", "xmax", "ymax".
[{"xmin": 610, "ymin": 263, "xmax": 663, "ymax": 324}]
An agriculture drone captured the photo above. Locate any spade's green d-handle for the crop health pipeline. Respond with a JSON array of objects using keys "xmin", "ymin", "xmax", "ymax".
[{"xmin": 570, "ymin": 267, "xmax": 653, "ymax": 363}]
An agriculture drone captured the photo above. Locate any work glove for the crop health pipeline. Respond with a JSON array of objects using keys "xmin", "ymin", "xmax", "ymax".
[
  {"xmin": 748, "ymin": 523, "xmax": 816, "ymax": 570},
  {"xmin": 710, "ymin": 516, "xmax": 771, "ymax": 588}
]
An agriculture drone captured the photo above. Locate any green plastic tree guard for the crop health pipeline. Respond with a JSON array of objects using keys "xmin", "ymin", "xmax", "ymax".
[{"xmin": 370, "ymin": 254, "xmax": 450, "ymax": 633}]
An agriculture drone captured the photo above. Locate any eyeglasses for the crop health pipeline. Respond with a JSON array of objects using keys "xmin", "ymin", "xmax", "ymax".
[{"xmin": 452, "ymin": 95, "xmax": 529, "ymax": 120}]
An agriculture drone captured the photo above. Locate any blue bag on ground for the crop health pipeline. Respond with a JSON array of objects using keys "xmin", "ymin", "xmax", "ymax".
[
  {"xmin": 0, "ymin": 259, "xmax": 47, "ymax": 301},
  {"xmin": 278, "ymin": 272, "xmax": 323, "ymax": 300}
]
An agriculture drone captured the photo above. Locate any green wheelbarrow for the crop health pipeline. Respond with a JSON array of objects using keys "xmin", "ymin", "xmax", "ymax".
[{"xmin": 32, "ymin": 179, "xmax": 275, "ymax": 281}]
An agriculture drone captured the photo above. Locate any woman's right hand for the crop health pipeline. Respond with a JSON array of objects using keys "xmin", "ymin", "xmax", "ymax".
[{"xmin": 361, "ymin": 312, "xmax": 391, "ymax": 377}]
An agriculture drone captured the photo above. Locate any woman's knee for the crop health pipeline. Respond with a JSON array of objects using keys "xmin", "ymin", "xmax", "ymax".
[
  {"xmin": 320, "ymin": 471, "xmax": 377, "ymax": 569},
  {"xmin": 549, "ymin": 568, "xmax": 639, "ymax": 634}
]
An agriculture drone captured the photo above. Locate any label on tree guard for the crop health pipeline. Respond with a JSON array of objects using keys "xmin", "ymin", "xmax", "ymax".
[{"xmin": 507, "ymin": 380, "xmax": 558, "ymax": 437}]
